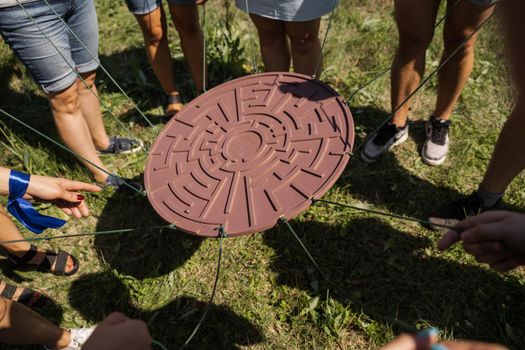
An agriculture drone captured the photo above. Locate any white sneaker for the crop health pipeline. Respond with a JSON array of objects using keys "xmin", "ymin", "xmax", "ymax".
[
  {"xmin": 421, "ymin": 116, "xmax": 450, "ymax": 166},
  {"xmin": 43, "ymin": 327, "xmax": 96, "ymax": 350},
  {"xmin": 360, "ymin": 122, "xmax": 409, "ymax": 163}
]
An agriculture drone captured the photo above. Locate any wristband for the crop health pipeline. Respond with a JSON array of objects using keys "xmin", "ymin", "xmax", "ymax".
[{"xmin": 7, "ymin": 170, "xmax": 66, "ymax": 234}]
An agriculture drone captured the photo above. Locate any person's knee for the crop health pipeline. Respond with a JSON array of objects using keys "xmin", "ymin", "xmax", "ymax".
[
  {"xmin": 289, "ymin": 32, "xmax": 318, "ymax": 55},
  {"xmin": 397, "ymin": 29, "xmax": 433, "ymax": 55},
  {"xmin": 49, "ymin": 84, "xmax": 81, "ymax": 115},
  {"xmin": 443, "ymin": 29, "xmax": 476, "ymax": 56},
  {"xmin": 143, "ymin": 21, "xmax": 165, "ymax": 45}
]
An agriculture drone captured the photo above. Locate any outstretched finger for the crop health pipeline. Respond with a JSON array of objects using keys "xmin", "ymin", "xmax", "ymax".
[
  {"xmin": 455, "ymin": 211, "xmax": 508, "ymax": 231},
  {"xmin": 461, "ymin": 222, "xmax": 508, "ymax": 244},
  {"xmin": 64, "ymin": 180, "xmax": 102, "ymax": 193},
  {"xmin": 463, "ymin": 241, "xmax": 504, "ymax": 256}
]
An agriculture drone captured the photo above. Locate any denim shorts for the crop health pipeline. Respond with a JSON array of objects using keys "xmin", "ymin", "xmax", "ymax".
[
  {"xmin": 126, "ymin": 0, "xmax": 198, "ymax": 15},
  {"xmin": 469, "ymin": 0, "xmax": 499, "ymax": 6},
  {"xmin": 0, "ymin": 0, "xmax": 99, "ymax": 93}
]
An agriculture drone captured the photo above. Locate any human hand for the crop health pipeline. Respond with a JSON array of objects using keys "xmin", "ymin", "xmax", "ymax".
[
  {"xmin": 381, "ymin": 333, "xmax": 507, "ymax": 350},
  {"xmin": 195, "ymin": 0, "xmax": 207, "ymax": 4},
  {"xmin": 25, "ymin": 175, "xmax": 101, "ymax": 219},
  {"xmin": 438, "ymin": 211, "xmax": 525, "ymax": 272},
  {"xmin": 82, "ymin": 312, "xmax": 152, "ymax": 350}
]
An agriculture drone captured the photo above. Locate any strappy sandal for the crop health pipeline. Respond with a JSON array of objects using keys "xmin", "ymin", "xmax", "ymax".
[
  {"xmin": 8, "ymin": 245, "xmax": 79, "ymax": 277},
  {"xmin": 0, "ymin": 280, "xmax": 42, "ymax": 307},
  {"xmin": 164, "ymin": 94, "xmax": 183, "ymax": 122}
]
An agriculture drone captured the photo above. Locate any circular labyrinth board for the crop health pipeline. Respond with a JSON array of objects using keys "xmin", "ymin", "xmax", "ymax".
[{"xmin": 145, "ymin": 72, "xmax": 354, "ymax": 237}]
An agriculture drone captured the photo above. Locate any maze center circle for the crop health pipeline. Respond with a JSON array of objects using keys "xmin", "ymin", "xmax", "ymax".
[
  {"xmin": 145, "ymin": 72, "xmax": 355, "ymax": 237},
  {"xmin": 224, "ymin": 130, "xmax": 262, "ymax": 162}
]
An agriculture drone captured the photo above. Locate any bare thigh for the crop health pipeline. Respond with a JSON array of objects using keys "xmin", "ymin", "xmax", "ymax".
[
  {"xmin": 394, "ymin": 0, "xmax": 441, "ymax": 51},
  {"xmin": 443, "ymin": 0, "xmax": 496, "ymax": 50}
]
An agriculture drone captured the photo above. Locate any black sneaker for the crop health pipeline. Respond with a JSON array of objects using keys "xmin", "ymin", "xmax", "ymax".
[
  {"xmin": 105, "ymin": 174, "xmax": 144, "ymax": 193},
  {"xmin": 427, "ymin": 191, "xmax": 499, "ymax": 230},
  {"xmin": 360, "ymin": 122, "xmax": 409, "ymax": 163},
  {"xmin": 99, "ymin": 136, "xmax": 143, "ymax": 154}
]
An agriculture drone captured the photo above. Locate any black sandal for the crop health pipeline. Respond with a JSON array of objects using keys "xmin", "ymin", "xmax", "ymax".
[
  {"xmin": 0, "ymin": 280, "xmax": 42, "ymax": 307},
  {"xmin": 164, "ymin": 94, "xmax": 183, "ymax": 122},
  {"xmin": 8, "ymin": 245, "xmax": 79, "ymax": 277}
]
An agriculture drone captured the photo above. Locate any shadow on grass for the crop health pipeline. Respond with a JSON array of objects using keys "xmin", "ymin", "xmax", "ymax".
[
  {"xmin": 264, "ymin": 217, "xmax": 525, "ymax": 348},
  {"xmin": 343, "ymin": 105, "xmax": 520, "ymax": 218},
  {"xmin": 68, "ymin": 272, "xmax": 264, "ymax": 349},
  {"xmin": 94, "ymin": 186, "xmax": 202, "ymax": 279}
]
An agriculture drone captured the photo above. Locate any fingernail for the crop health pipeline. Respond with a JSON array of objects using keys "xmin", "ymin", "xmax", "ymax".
[
  {"xmin": 431, "ymin": 345, "xmax": 449, "ymax": 350},
  {"xmin": 77, "ymin": 195, "xmax": 85, "ymax": 201}
]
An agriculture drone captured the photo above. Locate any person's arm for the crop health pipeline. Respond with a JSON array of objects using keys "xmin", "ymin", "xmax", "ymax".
[
  {"xmin": 438, "ymin": 211, "xmax": 525, "ymax": 272},
  {"xmin": 0, "ymin": 166, "xmax": 101, "ymax": 218}
]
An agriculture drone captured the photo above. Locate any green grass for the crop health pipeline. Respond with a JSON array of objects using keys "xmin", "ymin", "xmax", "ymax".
[{"xmin": 1, "ymin": 0, "xmax": 524, "ymax": 349}]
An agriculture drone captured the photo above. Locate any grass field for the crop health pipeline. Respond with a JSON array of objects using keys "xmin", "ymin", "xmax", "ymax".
[{"xmin": 1, "ymin": 0, "xmax": 524, "ymax": 349}]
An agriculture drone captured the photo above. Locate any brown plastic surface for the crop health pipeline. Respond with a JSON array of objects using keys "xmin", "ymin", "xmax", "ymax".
[{"xmin": 145, "ymin": 72, "xmax": 354, "ymax": 237}]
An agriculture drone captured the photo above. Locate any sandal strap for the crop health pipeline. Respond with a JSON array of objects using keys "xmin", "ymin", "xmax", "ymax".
[
  {"xmin": 0, "ymin": 283, "xmax": 17, "ymax": 299},
  {"xmin": 16, "ymin": 288, "xmax": 36, "ymax": 306},
  {"xmin": 166, "ymin": 94, "xmax": 182, "ymax": 105},
  {"xmin": 8, "ymin": 244, "xmax": 38, "ymax": 265},
  {"xmin": 46, "ymin": 250, "xmax": 69, "ymax": 274}
]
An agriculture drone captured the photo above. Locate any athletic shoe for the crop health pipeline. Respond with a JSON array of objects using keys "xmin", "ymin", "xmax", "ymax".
[
  {"xmin": 427, "ymin": 191, "xmax": 499, "ymax": 229},
  {"xmin": 422, "ymin": 116, "xmax": 450, "ymax": 166},
  {"xmin": 105, "ymin": 174, "xmax": 144, "ymax": 193},
  {"xmin": 99, "ymin": 136, "xmax": 143, "ymax": 154},
  {"xmin": 360, "ymin": 122, "xmax": 409, "ymax": 163},
  {"xmin": 43, "ymin": 327, "xmax": 96, "ymax": 350}
]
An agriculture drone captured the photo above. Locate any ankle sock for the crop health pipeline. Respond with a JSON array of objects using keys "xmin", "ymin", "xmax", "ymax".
[{"xmin": 477, "ymin": 186, "xmax": 504, "ymax": 208}]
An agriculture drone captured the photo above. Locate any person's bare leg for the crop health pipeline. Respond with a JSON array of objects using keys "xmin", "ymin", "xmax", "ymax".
[
  {"xmin": 249, "ymin": 14, "xmax": 290, "ymax": 72},
  {"xmin": 391, "ymin": 0, "xmax": 440, "ymax": 127},
  {"xmin": 284, "ymin": 18, "xmax": 322, "ymax": 76},
  {"xmin": 0, "ymin": 297, "xmax": 71, "ymax": 348},
  {"xmin": 135, "ymin": 7, "xmax": 182, "ymax": 113},
  {"xmin": 77, "ymin": 71, "xmax": 110, "ymax": 150},
  {"xmin": 169, "ymin": 4, "xmax": 205, "ymax": 91},
  {"xmin": 49, "ymin": 82, "xmax": 109, "ymax": 183},
  {"xmin": 0, "ymin": 207, "xmax": 75, "ymax": 273},
  {"xmin": 478, "ymin": 0, "xmax": 525, "ymax": 195},
  {"xmin": 433, "ymin": 0, "xmax": 495, "ymax": 120}
]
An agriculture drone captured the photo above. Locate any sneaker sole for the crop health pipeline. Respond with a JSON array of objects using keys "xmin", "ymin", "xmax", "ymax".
[
  {"xmin": 421, "ymin": 145, "xmax": 446, "ymax": 166},
  {"xmin": 99, "ymin": 140, "xmax": 144, "ymax": 155},
  {"xmin": 359, "ymin": 130, "xmax": 409, "ymax": 164}
]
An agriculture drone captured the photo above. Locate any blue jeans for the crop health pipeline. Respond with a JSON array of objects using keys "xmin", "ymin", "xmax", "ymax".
[
  {"xmin": 126, "ymin": 0, "xmax": 198, "ymax": 15},
  {"xmin": 0, "ymin": 0, "xmax": 99, "ymax": 93}
]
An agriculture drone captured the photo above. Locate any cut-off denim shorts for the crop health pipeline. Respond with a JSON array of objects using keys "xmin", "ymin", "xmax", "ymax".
[
  {"xmin": 0, "ymin": 0, "xmax": 99, "ymax": 93},
  {"xmin": 469, "ymin": 0, "xmax": 499, "ymax": 6},
  {"xmin": 126, "ymin": 0, "xmax": 198, "ymax": 15}
]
